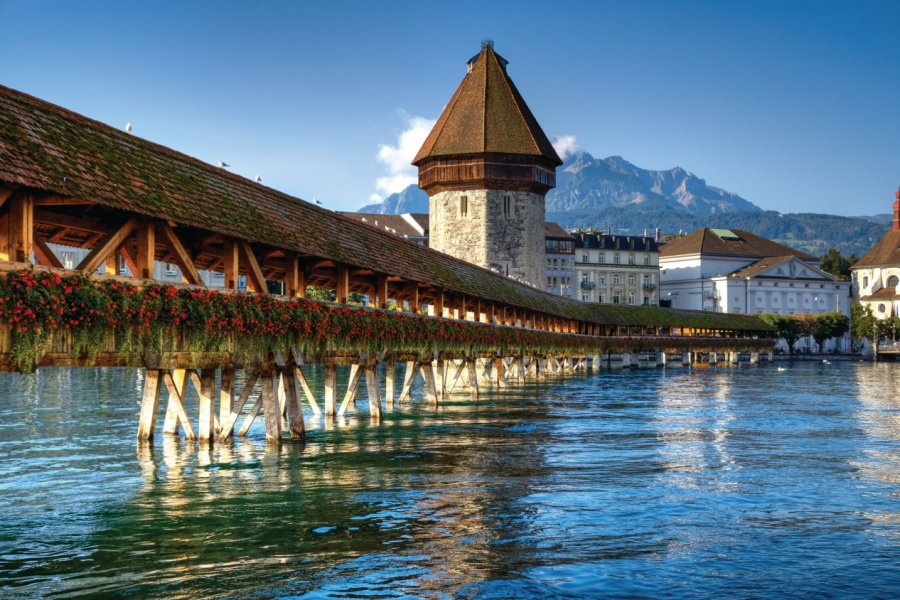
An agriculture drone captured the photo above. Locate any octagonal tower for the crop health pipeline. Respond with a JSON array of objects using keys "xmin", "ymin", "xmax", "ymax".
[{"xmin": 412, "ymin": 42, "xmax": 562, "ymax": 287}]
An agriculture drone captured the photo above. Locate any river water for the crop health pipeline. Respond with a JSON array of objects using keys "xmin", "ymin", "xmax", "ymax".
[{"xmin": 0, "ymin": 361, "xmax": 898, "ymax": 598}]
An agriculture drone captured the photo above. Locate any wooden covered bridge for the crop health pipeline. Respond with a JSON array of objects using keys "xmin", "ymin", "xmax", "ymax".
[{"xmin": 0, "ymin": 84, "xmax": 773, "ymax": 443}]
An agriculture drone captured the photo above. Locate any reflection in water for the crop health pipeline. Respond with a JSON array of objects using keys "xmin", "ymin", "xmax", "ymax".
[
  {"xmin": 852, "ymin": 364, "xmax": 900, "ymax": 536},
  {"xmin": 0, "ymin": 364, "xmax": 899, "ymax": 597}
]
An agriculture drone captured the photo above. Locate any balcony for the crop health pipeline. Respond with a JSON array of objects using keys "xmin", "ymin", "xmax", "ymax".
[
  {"xmin": 642, "ymin": 283, "xmax": 656, "ymax": 291},
  {"xmin": 580, "ymin": 280, "xmax": 596, "ymax": 290}
]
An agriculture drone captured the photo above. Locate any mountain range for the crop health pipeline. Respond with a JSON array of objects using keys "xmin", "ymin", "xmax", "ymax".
[{"xmin": 359, "ymin": 152, "xmax": 888, "ymax": 258}]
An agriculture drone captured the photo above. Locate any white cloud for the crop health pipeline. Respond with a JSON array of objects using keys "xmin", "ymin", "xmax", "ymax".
[
  {"xmin": 372, "ymin": 115, "xmax": 436, "ymax": 201},
  {"xmin": 552, "ymin": 134, "xmax": 579, "ymax": 161}
]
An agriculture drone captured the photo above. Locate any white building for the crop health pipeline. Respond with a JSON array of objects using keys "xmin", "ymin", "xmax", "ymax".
[
  {"xmin": 851, "ymin": 188, "xmax": 900, "ymax": 321},
  {"xmin": 545, "ymin": 222, "xmax": 576, "ymax": 297},
  {"xmin": 572, "ymin": 232, "xmax": 660, "ymax": 306},
  {"xmin": 660, "ymin": 228, "xmax": 849, "ymax": 318}
]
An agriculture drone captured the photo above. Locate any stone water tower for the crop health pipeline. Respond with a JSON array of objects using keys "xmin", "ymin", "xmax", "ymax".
[{"xmin": 412, "ymin": 42, "xmax": 562, "ymax": 287}]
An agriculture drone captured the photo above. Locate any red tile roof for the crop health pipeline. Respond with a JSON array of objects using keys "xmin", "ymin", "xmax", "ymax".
[
  {"xmin": 860, "ymin": 286, "xmax": 899, "ymax": 301},
  {"xmin": 412, "ymin": 45, "xmax": 561, "ymax": 166},
  {"xmin": 660, "ymin": 228, "xmax": 816, "ymax": 260},
  {"xmin": 853, "ymin": 229, "xmax": 900, "ymax": 269}
]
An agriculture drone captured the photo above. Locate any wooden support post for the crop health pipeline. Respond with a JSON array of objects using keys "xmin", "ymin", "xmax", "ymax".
[
  {"xmin": 6, "ymin": 192, "xmax": 34, "ymax": 263},
  {"xmin": 219, "ymin": 367, "xmax": 234, "ymax": 432},
  {"xmin": 224, "ymin": 237, "xmax": 240, "ymax": 289},
  {"xmin": 158, "ymin": 222, "xmax": 203, "ymax": 285},
  {"xmin": 135, "ymin": 221, "xmax": 156, "ymax": 279},
  {"xmin": 295, "ymin": 366, "xmax": 321, "ymax": 415},
  {"xmin": 433, "ymin": 288, "xmax": 444, "ymax": 318},
  {"xmin": 337, "ymin": 364, "xmax": 362, "ymax": 417},
  {"xmin": 384, "ymin": 361, "xmax": 395, "ymax": 409},
  {"xmin": 408, "ymin": 283, "xmax": 420, "ymax": 313},
  {"xmin": 282, "ymin": 366, "xmax": 305, "ymax": 440},
  {"xmin": 286, "ymin": 252, "xmax": 305, "ymax": 297},
  {"xmin": 375, "ymin": 275, "xmax": 389, "ymax": 309},
  {"xmin": 420, "ymin": 363, "xmax": 438, "ymax": 404},
  {"xmin": 324, "ymin": 363, "xmax": 338, "ymax": 417},
  {"xmin": 136, "ymin": 369, "xmax": 162, "ymax": 441},
  {"xmin": 365, "ymin": 366, "xmax": 383, "ymax": 419},
  {"xmin": 494, "ymin": 357, "xmax": 506, "ymax": 388},
  {"xmin": 447, "ymin": 360, "xmax": 464, "ymax": 395},
  {"xmin": 259, "ymin": 363, "xmax": 282, "ymax": 443},
  {"xmin": 219, "ymin": 369, "xmax": 259, "ymax": 440},
  {"xmin": 192, "ymin": 369, "xmax": 216, "ymax": 442},
  {"xmin": 466, "ymin": 357, "xmax": 479, "ymax": 395},
  {"xmin": 162, "ymin": 370, "xmax": 195, "ymax": 439},
  {"xmin": 434, "ymin": 358, "xmax": 444, "ymax": 402},
  {"xmin": 335, "ymin": 264, "xmax": 350, "ymax": 304},
  {"xmin": 396, "ymin": 361, "xmax": 417, "ymax": 404}
]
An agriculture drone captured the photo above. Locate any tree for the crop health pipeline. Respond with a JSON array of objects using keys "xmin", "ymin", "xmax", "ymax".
[
  {"xmin": 850, "ymin": 301, "xmax": 877, "ymax": 341},
  {"xmin": 812, "ymin": 312, "xmax": 849, "ymax": 351},
  {"xmin": 875, "ymin": 316, "xmax": 900, "ymax": 341},
  {"xmin": 759, "ymin": 313, "xmax": 805, "ymax": 355},
  {"xmin": 819, "ymin": 248, "xmax": 857, "ymax": 280}
]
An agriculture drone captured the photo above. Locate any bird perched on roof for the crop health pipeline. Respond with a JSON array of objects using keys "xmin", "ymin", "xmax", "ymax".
[
  {"xmin": 125, "ymin": 123, "xmax": 132, "ymax": 133},
  {"xmin": 313, "ymin": 198, "xmax": 323, "ymax": 205},
  {"xmin": 255, "ymin": 175, "xmax": 262, "ymax": 183},
  {"xmin": 219, "ymin": 161, "xmax": 230, "ymax": 168}
]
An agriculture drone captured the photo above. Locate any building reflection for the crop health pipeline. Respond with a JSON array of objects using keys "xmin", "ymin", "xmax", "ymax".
[{"xmin": 852, "ymin": 364, "xmax": 900, "ymax": 536}]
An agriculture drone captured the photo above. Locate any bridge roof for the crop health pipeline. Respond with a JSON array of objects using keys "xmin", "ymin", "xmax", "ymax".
[{"xmin": 0, "ymin": 84, "xmax": 767, "ymax": 332}]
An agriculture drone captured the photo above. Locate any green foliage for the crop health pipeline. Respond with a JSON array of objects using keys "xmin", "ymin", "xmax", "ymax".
[
  {"xmin": 819, "ymin": 248, "xmax": 857, "ymax": 280},
  {"xmin": 875, "ymin": 317, "xmax": 900, "ymax": 340},
  {"xmin": 758, "ymin": 313, "xmax": 805, "ymax": 354},
  {"xmin": 759, "ymin": 311, "xmax": 849, "ymax": 353},
  {"xmin": 850, "ymin": 301, "xmax": 877, "ymax": 340}
]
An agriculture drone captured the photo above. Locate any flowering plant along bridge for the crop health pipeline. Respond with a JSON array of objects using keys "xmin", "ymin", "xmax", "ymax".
[{"xmin": 0, "ymin": 84, "xmax": 773, "ymax": 443}]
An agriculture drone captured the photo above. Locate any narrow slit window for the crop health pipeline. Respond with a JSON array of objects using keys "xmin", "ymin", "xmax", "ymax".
[
  {"xmin": 503, "ymin": 195, "xmax": 511, "ymax": 217},
  {"xmin": 460, "ymin": 195, "xmax": 468, "ymax": 217}
]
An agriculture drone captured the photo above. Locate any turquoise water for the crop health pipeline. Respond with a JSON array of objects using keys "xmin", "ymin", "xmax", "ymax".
[{"xmin": 0, "ymin": 362, "xmax": 898, "ymax": 598}]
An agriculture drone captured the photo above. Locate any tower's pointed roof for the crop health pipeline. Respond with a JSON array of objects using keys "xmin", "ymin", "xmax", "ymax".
[{"xmin": 413, "ymin": 43, "xmax": 562, "ymax": 166}]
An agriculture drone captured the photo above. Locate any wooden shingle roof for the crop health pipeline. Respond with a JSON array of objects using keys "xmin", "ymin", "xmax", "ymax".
[
  {"xmin": 412, "ymin": 44, "xmax": 561, "ymax": 166},
  {"xmin": 0, "ymin": 84, "xmax": 768, "ymax": 332}
]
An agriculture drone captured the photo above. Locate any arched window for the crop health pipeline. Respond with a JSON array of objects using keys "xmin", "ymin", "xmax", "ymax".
[{"xmin": 887, "ymin": 275, "xmax": 899, "ymax": 288}]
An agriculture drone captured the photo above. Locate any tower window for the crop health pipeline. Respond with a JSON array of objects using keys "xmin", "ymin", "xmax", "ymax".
[
  {"xmin": 460, "ymin": 195, "xmax": 468, "ymax": 217},
  {"xmin": 503, "ymin": 195, "xmax": 511, "ymax": 217}
]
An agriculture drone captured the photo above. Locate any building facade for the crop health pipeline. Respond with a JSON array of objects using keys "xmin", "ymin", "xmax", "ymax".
[
  {"xmin": 572, "ymin": 232, "xmax": 660, "ymax": 305},
  {"xmin": 851, "ymin": 188, "xmax": 900, "ymax": 320},
  {"xmin": 412, "ymin": 42, "xmax": 561, "ymax": 288},
  {"xmin": 545, "ymin": 222, "xmax": 576, "ymax": 297},
  {"xmin": 660, "ymin": 228, "xmax": 849, "ymax": 316}
]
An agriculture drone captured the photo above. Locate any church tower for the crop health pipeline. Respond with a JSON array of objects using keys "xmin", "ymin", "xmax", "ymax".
[{"xmin": 412, "ymin": 42, "xmax": 562, "ymax": 288}]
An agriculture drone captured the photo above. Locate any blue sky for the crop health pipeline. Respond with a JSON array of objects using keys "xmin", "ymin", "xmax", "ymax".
[{"xmin": 1, "ymin": 0, "xmax": 898, "ymax": 216}]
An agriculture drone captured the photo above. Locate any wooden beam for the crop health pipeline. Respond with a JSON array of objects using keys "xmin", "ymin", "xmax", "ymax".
[
  {"xmin": 134, "ymin": 221, "xmax": 156, "ymax": 279},
  {"xmin": 77, "ymin": 217, "xmax": 138, "ymax": 274},
  {"xmin": 433, "ymin": 287, "xmax": 444, "ymax": 317},
  {"xmin": 0, "ymin": 187, "xmax": 12, "ymax": 210},
  {"xmin": 158, "ymin": 222, "xmax": 203, "ymax": 285},
  {"xmin": 136, "ymin": 369, "xmax": 163, "ymax": 441},
  {"xmin": 365, "ymin": 366, "xmax": 382, "ymax": 419},
  {"xmin": 409, "ymin": 282, "xmax": 420, "ymax": 313},
  {"xmin": 32, "ymin": 235, "xmax": 64, "ymax": 269},
  {"xmin": 286, "ymin": 252, "xmax": 305, "ymax": 297},
  {"xmin": 282, "ymin": 366, "xmax": 305, "ymax": 440},
  {"xmin": 239, "ymin": 240, "xmax": 268, "ymax": 293},
  {"xmin": 337, "ymin": 363, "xmax": 362, "ymax": 417},
  {"xmin": 161, "ymin": 369, "xmax": 196, "ymax": 439},
  {"xmin": 7, "ymin": 191, "xmax": 34, "ymax": 263},
  {"xmin": 34, "ymin": 208, "xmax": 109, "ymax": 236},
  {"xmin": 375, "ymin": 275, "xmax": 389, "ymax": 308},
  {"xmin": 32, "ymin": 196, "xmax": 95, "ymax": 206},
  {"xmin": 335, "ymin": 264, "xmax": 350, "ymax": 304},
  {"xmin": 224, "ymin": 237, "xmax": 239, "ymax": 289},
  {"xmin": 218, "ymin": 369, "xmax": 259, "ymax": 441},
  {"xmin": 294, "ymin": 365, "xmax": 321, "ymax": 415},
  {"xmin": 118, "ymin": 245, "xmax": 139, "ymax": 279}
]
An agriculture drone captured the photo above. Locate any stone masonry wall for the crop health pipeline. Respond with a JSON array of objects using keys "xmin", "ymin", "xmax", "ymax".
[{"xmin": 429, "ymin": 189, "xmax": 545, "ymax": 288}]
